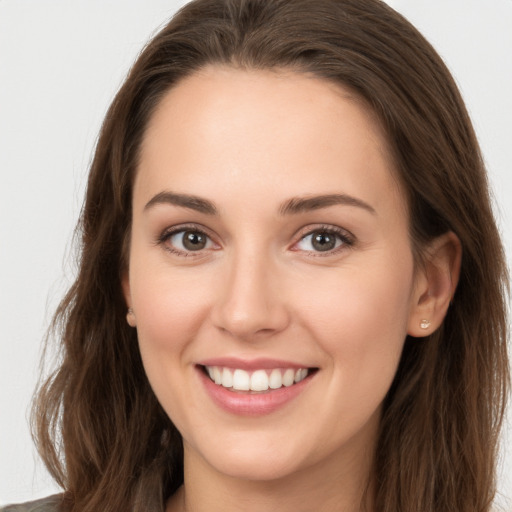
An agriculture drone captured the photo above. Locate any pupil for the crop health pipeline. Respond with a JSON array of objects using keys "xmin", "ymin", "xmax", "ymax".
[
  {"xmin": 312, "ymin": 232, "xmax": 335, "ymax": 251},
  {"xmin": 183, "ymin": 231, "xmax": 206, "ymax": 250}
]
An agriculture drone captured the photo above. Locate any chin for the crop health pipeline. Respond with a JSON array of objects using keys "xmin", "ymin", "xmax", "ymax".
[
  {"xmin": 209, "ymin": 453, "xmax": 305, "ymax": 482},
  {"xmin": 187, "ymin": 431, "xmax": 314, "ymax": 482}
]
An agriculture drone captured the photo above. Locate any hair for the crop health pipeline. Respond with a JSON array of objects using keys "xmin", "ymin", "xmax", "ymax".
[{"xmin": 32, "ymin": 1, "xmax": 509, "ymax": 511}]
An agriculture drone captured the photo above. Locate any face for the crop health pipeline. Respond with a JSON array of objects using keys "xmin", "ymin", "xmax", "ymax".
[{"xmin": 124, "ymin": 67, "xmax": 420, "ymax": 483}]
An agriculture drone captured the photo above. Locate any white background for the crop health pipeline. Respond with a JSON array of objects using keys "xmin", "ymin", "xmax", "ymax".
[{"xmin": 1, "ymin": 0, "xmax": 511, "ymax": 508}]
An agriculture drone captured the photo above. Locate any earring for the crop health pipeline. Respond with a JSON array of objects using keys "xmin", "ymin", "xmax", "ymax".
[
  {"xmin": 420, "ymin": 319, "xmax": 431, "ymax": 330},
  {"xmin": 126, "ymin": 307, "xmax": 136, "ymax": 327}
]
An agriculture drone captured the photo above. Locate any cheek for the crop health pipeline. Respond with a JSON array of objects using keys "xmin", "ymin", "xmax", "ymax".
[
  {"xmin": 294, "ymin": 256, "xmax": 414, "ymax": 393},
  {"xmin": 300, "ymin": 260, "xmax": 412, "ymax": 326},
  {"xmin": 127, "ymin": 238, "xmax": 217, "ymax": 393},
  {"xmin": 130, "ymin": 268, "xmax": 215, "ymax": 428},
  {"xmin": 133, "ymin": 270, "xmax": 213, "ymax": 354}
]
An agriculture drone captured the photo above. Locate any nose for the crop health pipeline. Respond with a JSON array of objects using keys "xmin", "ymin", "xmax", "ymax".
[{"xmin": 211, "ymin": 249, "xmax": 290, "ymax": 340}]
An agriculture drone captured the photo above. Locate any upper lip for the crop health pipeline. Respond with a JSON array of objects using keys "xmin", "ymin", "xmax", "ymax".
[{"xmin": 197, "ymin": 357, "xmax": 315, "ymax": 371}]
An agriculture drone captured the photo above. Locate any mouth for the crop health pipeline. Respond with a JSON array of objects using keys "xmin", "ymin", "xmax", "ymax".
[{"xmin": 200, "ymin": 365, "xmax": 317, "ymax": 394}]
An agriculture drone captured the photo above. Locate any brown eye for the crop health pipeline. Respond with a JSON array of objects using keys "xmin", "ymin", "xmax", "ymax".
[
  {"xmin": 311, "ymin": 231, "xmax": 337, "ymax": 251},
  {"xmin": 295, "ymin": 227, "xmax": 351, "ymax": 254},
  {"xmin": 182, "ymin": 231, "xmax": 208, "ymax": 250},
  {"xmin": 165, "ymin": 229, "xmax": 214, "ymax": 253}
]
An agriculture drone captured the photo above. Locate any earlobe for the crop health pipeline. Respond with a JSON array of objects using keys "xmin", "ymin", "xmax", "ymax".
[
  {"xmin": 126, "ymin": 307, "xmax": 137, "ymax": 327},
  {"xmin": 407, "ymin": 232, "xmax": 461, "ymax": 337},
  {"xmin": 122, "ymin": 272, "xmax": 137, "ymax": 328}
]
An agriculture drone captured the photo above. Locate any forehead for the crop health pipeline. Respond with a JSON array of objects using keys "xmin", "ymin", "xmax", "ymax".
[{"xmin": 136, "ymin": 66, "xmax": 405, "ymax": 219}]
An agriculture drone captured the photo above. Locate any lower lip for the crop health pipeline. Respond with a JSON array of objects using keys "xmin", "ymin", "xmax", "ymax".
[{"xmin": 197, "ymin": 367, "xmax": 314, "ymax": 416}]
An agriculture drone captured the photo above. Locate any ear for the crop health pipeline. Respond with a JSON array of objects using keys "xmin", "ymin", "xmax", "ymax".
[
  {"xmin": 407, "ymin": 232, "xmax": 461, "ymax": 337},
  {"xmin": 121, "ymin": 271, "xmax": 137, "ymax": 328}
]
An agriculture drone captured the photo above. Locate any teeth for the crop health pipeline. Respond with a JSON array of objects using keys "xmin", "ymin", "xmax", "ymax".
[
  {"xmin": 282, "ymin": 368, "xmax": 295, "ymax": 387},
  {"xmin": 232, "ymin": 369, "xmax": 250, "ymax": 391},
  {"xmin": 221, "ymin": 367, "xmax": 233, "ymax": 388},
  {"xmin": 250, "ymin": 370, "xmax": 269, "ymax": 391},
  {"xmin": 295, "ymin": 368, "xmax": 308, "ymax": 383},
  {"xmin": 269, "ymin": 368, "xmax": 282, "ymax": 389},
  {"xmin": 205, "ymin": 366, "xmax": 311, "ymax": 392}
]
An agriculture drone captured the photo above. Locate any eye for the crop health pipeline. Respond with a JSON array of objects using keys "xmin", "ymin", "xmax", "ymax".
[
  {"xmin": 294, "ymin": 226, "xmax": 353, "ymax": 254},
  {"xmin": 159, "ymin": 226, "xmax": 216, "ymax": 256}
]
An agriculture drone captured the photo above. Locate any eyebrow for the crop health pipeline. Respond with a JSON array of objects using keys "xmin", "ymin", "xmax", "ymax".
[
  {"xmin": 144, "ymin": 191, "xmax": 218, "ymax": 215},
  {"xmin": 144, "ymin": 191, "xmax": 376, "ymax": 216},
  {"xmin": 278, "ymin": 194, "xmax": 376, "ymax": 216}
]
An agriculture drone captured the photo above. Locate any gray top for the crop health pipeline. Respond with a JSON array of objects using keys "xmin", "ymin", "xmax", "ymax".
[{"xmin": 0, "ymin": 495, "xmax": 62, "ymax": 512}]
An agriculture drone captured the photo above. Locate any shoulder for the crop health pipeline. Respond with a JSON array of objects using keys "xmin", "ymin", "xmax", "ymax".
[{"xmin": 0, "ymin": 495, "xmax": 63, "ymax": 512}]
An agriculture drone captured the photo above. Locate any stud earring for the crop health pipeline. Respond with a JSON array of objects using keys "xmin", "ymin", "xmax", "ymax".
[
  {"xmin": 420, "ymin": 319, "xmax": 431, "ymax": 329},
  {"xmin": 126, "ymin": 307, "xmax": 136, "ymax": 327}
]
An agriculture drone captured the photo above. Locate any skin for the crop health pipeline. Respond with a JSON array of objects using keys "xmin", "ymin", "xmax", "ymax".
[{"xmin": 123, "ymin": 67, "xmax": 460, "ymax": 512}]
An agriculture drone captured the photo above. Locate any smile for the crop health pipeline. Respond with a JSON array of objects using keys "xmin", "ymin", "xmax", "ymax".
[
  {"xmin": 204, "ymin": 366, "xmax": 311, "ymax": 393},
  {"xmin": 197, "ymin": 359, "xmax": 318, "ymax": 415}
]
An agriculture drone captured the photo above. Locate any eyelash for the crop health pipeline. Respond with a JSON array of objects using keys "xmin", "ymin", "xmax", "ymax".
[
  {"xmin": 157, "ymin": 223, "xmax": 355, "ymax": 258},
  {"xmin": 293, "ymin": 224, "xmax": 355, "ymax": 257},
  {"xmin": 157, "ymin": 224, "xmax": 216, "ymax": 258}
]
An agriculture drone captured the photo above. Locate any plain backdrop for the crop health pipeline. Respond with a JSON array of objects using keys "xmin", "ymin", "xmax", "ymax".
[{"xmin": 1, "ymin": 0, "xmax": 511, "ymax": 508}]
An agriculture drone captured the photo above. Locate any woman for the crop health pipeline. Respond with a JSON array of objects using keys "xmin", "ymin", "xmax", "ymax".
[{"xmin": 2, "ymin": 0, "xmax": 508, "ymax": 511}]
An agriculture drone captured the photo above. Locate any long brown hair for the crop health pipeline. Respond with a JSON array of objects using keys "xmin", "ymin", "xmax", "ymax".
[{"xmin": 32, "ymin": 1, "xmax": 509, "ymax": 511}]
